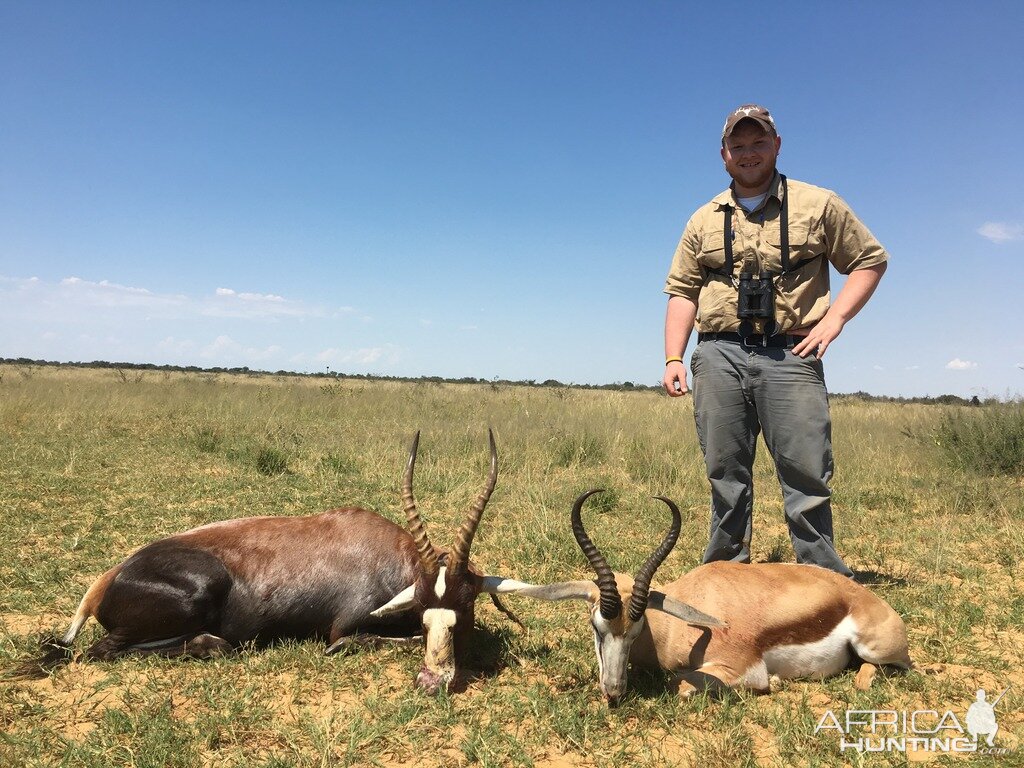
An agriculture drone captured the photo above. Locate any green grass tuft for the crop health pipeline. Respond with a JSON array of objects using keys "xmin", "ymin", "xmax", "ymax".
[
  {"xmin": 932, "ymin": 401, "xmax": 1024, "ymax": 475},
  {"xmin": 254, "ymin": 445, "xmax": 289, "ymax": 475}
]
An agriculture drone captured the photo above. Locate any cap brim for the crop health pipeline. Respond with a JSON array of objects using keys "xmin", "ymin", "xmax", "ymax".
[{"xmin": 723, "ymin": 116, "xmax": 776, "ymax": 139}]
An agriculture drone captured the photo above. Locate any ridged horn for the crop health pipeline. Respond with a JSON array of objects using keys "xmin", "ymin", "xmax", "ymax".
[
  {"xmin": 571, "ymin": 489, "xmax": 621, "ymax": 621},
  {"xmin": 403, "ymin": 431, "xmax": 439, "ymax": 576},
  {"xmin": 448, "ymin": 429, "xmax": 498, "ymax": 574},
  {"xmin": 628, "ymin": 496, "xmax": 682, "ymax": 623}
]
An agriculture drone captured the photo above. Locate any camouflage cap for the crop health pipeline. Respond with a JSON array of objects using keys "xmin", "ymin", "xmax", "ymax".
[{"xmin": 722, "ymin": 104, "xmax": 777, "ymax": 139}]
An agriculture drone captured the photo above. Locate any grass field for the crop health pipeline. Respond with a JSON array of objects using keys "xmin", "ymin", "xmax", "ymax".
[{"xmin": 1, "ymin": 364, "xmax": 1022, "ymax": 767}]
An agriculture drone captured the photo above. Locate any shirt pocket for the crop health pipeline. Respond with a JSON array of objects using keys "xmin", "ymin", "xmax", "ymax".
[
  {"xmin": 763, "ymin": 225, "xmax": 824, "ymax": 272},
  {"xmin": 696, "ymin": 232, "xmax": 728, "ymax": 272}
]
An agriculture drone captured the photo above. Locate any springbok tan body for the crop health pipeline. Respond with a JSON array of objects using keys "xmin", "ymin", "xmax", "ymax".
[
  {"xmin": 613, "ymin": 562, "xmax": 911, "ymax": 697},
  {"xmin": 506, "ymin": 490, "xmax": 912, "ymax": 703}
]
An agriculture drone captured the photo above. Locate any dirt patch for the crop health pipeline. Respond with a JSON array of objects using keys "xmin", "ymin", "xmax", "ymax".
[
  {"xmin": 971, "ymin": 627, "xmax": 1024, "ymax": 668},
  {"xmin": 746, "ymin": 722, "xmax": 782, "ymax": 767},
  {"xmin": 653, "ymin": 735, "xmax": 697, "ymax": 767},
  {"xmin": 1, "ymin": 612, "xmax": 65, "ymax": 637},
  {"xmin": 12, "ymin": 664, "xmax": 126, "ymax": 744}
]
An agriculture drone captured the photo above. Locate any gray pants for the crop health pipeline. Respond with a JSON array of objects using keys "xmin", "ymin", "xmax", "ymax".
[{"xmin": 690, "ymin": 339, "xmax": 852, "ymax": 577}]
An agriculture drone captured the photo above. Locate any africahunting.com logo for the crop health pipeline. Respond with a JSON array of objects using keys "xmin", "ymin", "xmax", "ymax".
[{"xmin": 815, "ymin": 686, "xmax": 1013, "ymax": 755}]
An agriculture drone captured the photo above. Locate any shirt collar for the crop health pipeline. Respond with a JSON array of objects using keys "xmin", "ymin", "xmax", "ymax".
[{"xmin": 714, "ymin": 171, "xmax": 784, "ymax": 211}]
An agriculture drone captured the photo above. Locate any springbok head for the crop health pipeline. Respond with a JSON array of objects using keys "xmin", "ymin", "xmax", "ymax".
[
  {"xmin": 505, "ymin": 489, "xmax": 725, "ymax": 704},
  {"xmin": 370, "ymin": 429, "xmax": 520, "ymax": 694}
]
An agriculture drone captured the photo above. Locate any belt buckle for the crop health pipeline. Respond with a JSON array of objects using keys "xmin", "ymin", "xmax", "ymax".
[{"xmin": 741, "ymin": 333, "xmax": 768, "ymax": 348}]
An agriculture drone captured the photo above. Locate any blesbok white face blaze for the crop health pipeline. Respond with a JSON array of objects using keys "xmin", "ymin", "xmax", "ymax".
[
  {"xmin": 419, "ymin": 607, "xmax": 458, "ymax": 692},
  {"xmin": 433, "ymin": 567, "xmax": 448, "ymax": 599},
  {"xmin": 591, "ymin": 608, "xmax": 645, "ymax": 703}
]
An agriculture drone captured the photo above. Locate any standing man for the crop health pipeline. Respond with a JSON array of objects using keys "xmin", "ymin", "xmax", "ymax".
[{"xmin": 662, "ymin": 105, "xmax": 888, "ymax": 577}]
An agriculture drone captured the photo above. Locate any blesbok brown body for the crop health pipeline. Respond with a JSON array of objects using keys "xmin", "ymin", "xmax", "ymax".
[
  {"xmin": 508, "ymin": 490, "xmax": 912, "ymax": 703},
  {"xmin": 17, "ymin": 431, "xmax": 524, "ymax": 693}
]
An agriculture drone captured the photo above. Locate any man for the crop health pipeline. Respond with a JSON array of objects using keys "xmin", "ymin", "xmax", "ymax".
[{"xmin": 662, "ymin": 104, "xmax": 887, "ymax": 577}]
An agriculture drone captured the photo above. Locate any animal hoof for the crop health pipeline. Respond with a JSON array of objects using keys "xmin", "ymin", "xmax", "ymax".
[{"xmin": 855, "ymin": 662, "xmax": 878, "ymax": 690}]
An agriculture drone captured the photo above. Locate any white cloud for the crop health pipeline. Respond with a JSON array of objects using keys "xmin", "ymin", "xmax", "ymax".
[
  {"xmin": 315, "ymin": 344, "xmax": 400, "ymax": 366},
  {"xmin": 54, "ymin": 276, "xmax": 188, "ymax": 310},
  {"xmin": 200, "ymin": 335, "xmax": 238, "ymax": 358},
  {"xmin": 2, "ymin": 275, "xmax": 387, "ymax": 373},
  {"xmin": 0, "ymin": 274, "xmax": 355, "ymax": 322},
  {"xmin": 216, "ymin": 287, "xmax": 285, "ymax": 302},
  {"xmin": 977, "ymin": 222, "xmax": 1024, "ymax": 243},
  {"xmin": 905, "ymin": 365, "xmax": 920, "ymax": 370},
  {"xmin": 199, "ymin": 335, "xmax": 282, "ymax": 362},
  {"xmin": 873, "ymin": 365, "xmax": 884, "ymax": 371},
  {"xmin": 157, "ymin": 336, "xmax": 196, "ymax": 356},
  {"xmin": 203, "ymin": 287, "xmax": 319, "ymax": 319},
  {"xmin": 946, "ymin": 358, "xmax": 978, "ymax": 370}
]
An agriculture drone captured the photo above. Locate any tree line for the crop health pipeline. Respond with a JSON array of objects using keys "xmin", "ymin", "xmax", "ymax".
[{"xmin": 0, "ymin": 356, "xmax": 1008, "ymax": 405}]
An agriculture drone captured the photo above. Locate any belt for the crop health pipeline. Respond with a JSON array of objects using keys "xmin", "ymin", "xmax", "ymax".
[{"xmin": 697, "ymin": 331, "xmax": 803, "ymax": 348}]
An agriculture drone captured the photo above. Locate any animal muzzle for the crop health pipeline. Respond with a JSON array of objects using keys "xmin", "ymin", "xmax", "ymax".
[
  {"xmin": 600, "ymin": 679, "xmax": 627, "ymax": 707},
  {"xmin": 416, "ymin": 665, "xmax": 454, "ymax": 695}
]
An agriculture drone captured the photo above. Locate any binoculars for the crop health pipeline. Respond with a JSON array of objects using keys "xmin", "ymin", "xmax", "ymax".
[{"xmin": 737, "ymin": 271, "xmax": 775, "ymax": 319}]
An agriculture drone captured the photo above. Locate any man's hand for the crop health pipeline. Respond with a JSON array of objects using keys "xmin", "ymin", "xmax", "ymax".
[
  {"xmin": 792, "ymin": 263, "xmax": 886, "ymax": 359},
  {"xmin": 791, "ymin": 314, "xmax": 845, "ymax": 359},
  {"xmin": 663, "ymin": 361, "xmax": 689, "ymax": 396}
]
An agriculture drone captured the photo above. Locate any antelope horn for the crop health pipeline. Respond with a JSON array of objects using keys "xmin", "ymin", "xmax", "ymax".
[
  {"xmin": 571, "ymin": 489, "xmax": 621, "ymax": 621},
  {"xmin": 448, "ymin": 429, "xmax": 498, "ymax": 574},
  {"xmin": 628, "ymin": 496, "xmax": 682, "ymax": 623},
  {"xmin": 403, "ymin": 431, "xmax": 439, "ymax": 576}
]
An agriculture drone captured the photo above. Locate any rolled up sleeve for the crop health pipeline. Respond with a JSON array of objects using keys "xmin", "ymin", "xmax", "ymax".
[
  {"xmin": 664, "ymin": 218, "xmax": 704, "ymax": 301},
  {"xmin": 823, "ymin": 193, "xmax": 889, "ymax": 274}
]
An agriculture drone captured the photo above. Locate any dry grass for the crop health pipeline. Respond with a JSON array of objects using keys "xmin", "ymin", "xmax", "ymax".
[{"xmin": 1, "ymin": 364, "xmax": 1022, "ymax": 766}]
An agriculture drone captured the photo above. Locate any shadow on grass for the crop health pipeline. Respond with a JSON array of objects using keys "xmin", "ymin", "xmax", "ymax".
[
  {"xmin": 454, "ymin": 623, "xmax": 521, "ymax": 692},
  {"xmin": 852, "ymin": 569, "xmax": 910, "ymax": 587}
]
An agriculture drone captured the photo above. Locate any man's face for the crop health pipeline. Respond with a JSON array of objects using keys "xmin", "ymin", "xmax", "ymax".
[{"xmin": 721, "ymin": 120, "xmax": 781, "ymax": 195}]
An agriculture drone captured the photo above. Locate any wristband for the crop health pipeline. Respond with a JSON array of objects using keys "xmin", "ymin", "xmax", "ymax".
[{"xmin": 665, "ymin": 357, "xmax": 683, "ymax": 366}]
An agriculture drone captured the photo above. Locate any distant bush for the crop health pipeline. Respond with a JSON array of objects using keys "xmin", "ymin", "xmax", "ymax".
[
  {"xmin": 584, "ymin": 486, "xmax": 619, "ymax": 515},
  {"xmin": 932, "ymin": 403, "xmax": 1024, "ymax": 476},
  {"xmin": 255, "ymin": 446, "xmax": 289, "ymax": 476},
  {"xmin": 553, "ymin": 432, "xmax": 606, "ymax": 467},
  {"xmin": 320, "ymin": 452, "xmax": 357, "ymax": 475},
  {"xmin": 192, "ymin": 426, "xmax": 222, "ymax": 453}
]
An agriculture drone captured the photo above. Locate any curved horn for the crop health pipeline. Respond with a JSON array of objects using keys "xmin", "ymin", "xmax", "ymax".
[
  {"xmin": 403, "ymin": 431, "xmax": 439, "ymax": 576},
  {"xmin": 628, "ymin": 496, "xmax": 682, "ymax": 623},
  {"xmin": 448, "ymin": 428, "xmax": 498, "ymax": 574},
  {"xmin": 571, "ymin": 489, "xmax": 621, "ymax": 621}
]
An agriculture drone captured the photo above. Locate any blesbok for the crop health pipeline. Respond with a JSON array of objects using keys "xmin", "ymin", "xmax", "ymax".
[
  {"xmin": 501, "ymin": 490, "xmax": 912, "ymax": 704},
  {"xmin": 15, "ymin": 430, "xmax": 524, "ymax": 694}
]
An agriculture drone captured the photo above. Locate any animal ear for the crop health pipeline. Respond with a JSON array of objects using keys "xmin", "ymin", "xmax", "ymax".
[
  {"xmin": 480, "ymin": 577, "xmax": 598, "ymax": 603},
  {"xmin": 646, "ymin": 590, "xmax": 728, "ymax": 628},
  {"xmin": 369, "ymin": 584, "xmax": 417, "ymax": 617}
]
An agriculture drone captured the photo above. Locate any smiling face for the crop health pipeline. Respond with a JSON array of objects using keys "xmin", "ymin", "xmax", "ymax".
[{"xmin": 721, "ymin": 120, "xmax": 782, "ymax": 197}]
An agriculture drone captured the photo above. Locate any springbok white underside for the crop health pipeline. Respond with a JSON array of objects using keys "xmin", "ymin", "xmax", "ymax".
[{"xmin": 760, "ymin": 614, "xmax": 858, "ymax": 680}]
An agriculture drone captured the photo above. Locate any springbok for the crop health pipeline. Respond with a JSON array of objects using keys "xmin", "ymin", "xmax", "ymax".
[
  {"xmin": 501, "ymin": 490, "xmax": 912, "ymax": 704},
  {"xmin": 15, "ymin": 430, "xmax": 524, "ymax": 694}
]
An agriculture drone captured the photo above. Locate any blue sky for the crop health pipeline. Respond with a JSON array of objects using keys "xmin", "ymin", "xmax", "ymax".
[{"xmin": 2, "ymin": 2, "xmax": 1022, "ymax": 398}]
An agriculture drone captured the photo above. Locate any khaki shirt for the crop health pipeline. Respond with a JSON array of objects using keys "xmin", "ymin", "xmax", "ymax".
[{"xmin": 664, "ymin": 173, "xmax": 888, "ymax": 333}]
